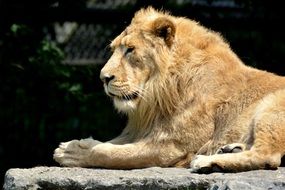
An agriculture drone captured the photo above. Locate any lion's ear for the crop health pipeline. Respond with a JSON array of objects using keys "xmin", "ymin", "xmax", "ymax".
[{"xmin": 152, "ymin": 17, "xmax": 176, "ymax": 47}]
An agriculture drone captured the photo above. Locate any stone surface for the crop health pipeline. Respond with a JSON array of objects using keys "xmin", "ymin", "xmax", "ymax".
[{"xmin": 3, "ymin": 166, "xmax": 285, "ymax": 190}]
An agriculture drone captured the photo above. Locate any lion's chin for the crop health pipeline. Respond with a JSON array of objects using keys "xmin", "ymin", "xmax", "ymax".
[{"xmin": 113, "ymin": 97, "xmax": 138, "ymax": 112}]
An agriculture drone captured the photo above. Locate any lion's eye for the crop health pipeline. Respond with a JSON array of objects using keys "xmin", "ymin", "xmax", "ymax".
[{"xmin": 125, "ymin": 47, "xmax": 135, "ymax": 55}]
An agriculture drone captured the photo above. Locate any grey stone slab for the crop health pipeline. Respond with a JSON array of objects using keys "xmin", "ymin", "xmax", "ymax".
[{"xmin": 3, "ymin": 166, "xmax": 285, "ymax": 190}]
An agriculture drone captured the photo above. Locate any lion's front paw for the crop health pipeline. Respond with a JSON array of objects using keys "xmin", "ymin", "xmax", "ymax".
[
  {"xmin": 53, "ymin": 138, "xmax": 101, "ymax": 167},
  {"xmin": 189, "ymin": 155, "xmax": 223, "ymax": 174}
]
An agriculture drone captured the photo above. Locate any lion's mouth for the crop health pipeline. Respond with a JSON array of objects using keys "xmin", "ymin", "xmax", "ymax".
[{"xmin": 109, "ymin": 91, "xmax": 139, "ymax": 101}]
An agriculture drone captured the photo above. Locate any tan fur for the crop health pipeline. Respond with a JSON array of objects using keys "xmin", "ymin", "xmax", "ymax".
[{"xmin": 54, "ymin": 7, "xmax": 285, "ymax": 172}]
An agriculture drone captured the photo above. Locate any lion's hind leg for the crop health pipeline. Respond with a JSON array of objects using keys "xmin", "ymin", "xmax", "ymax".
[
  {"xmin": 190, "ymin": 149, "xmax": 282, "ymax": 173},
  {"xmin": 190, "ymin": 124, "xmax": 284, "ymax": 173},
  {"xmin": 190, "ymin": 90, "xmax": 285, "ymax": 173}
]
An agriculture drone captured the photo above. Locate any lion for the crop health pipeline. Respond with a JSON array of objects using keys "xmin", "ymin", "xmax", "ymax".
[{"xmin": 54, "ymin": 7, "xmax": 285, "ymax": 173}]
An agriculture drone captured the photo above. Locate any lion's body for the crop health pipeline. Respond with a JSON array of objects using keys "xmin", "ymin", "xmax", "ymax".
[{"xmin": 54, "ymin": 7, "xmax": 285, "ymax": 172}]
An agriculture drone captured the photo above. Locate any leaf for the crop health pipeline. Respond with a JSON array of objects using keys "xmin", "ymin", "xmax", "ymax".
[{"xmin": 69, "ymin": 84, "xmax": 82, "ymax": 92}]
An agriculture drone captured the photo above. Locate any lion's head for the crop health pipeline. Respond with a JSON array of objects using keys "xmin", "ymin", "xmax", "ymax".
[
  {"xmin": 100, "ymin": 8, "xmax": 177, "ymax": 113},
  {"xmin": 100, "ymin": 7, "xmax": 226, "ymax": 117}
]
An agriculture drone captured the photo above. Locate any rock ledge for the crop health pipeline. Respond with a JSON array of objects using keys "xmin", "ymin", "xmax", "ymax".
[{"xmin": 3, "ymin": 167, "xmax": 285, "ymax": 190}]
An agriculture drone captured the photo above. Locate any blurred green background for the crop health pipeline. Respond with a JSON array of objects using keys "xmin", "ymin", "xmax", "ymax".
[{"xmin": 1, "ymin": 0, "xmax": 285, "ymax": 186}]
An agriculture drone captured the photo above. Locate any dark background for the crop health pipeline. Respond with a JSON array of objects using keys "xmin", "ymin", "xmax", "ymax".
[{"xmin": 1, "ymin": 0, "xmax": 285, "ymax": 186}]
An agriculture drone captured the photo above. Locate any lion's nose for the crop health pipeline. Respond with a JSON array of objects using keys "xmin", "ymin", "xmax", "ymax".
[{"xmin": 100, "ymin": 73, "xmax": 115, "ymax": 85}]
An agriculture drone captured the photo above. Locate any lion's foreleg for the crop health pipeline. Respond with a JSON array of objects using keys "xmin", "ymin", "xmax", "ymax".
[
  {"xmin": 54, "ymin": 139, "xmax": 185, "ymax": 168},
  {"xmin": 90, "ymin": 142, "xmax": 156, "ymax": 168}
]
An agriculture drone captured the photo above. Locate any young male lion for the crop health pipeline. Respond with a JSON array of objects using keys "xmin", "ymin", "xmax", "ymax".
[{"xmin": 54, "ymin": 7, "xmax": 285, "ymax": 173}]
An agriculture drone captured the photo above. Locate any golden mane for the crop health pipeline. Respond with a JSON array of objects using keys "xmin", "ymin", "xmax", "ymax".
[{"xmin": 124, "ymin": 7, "xmax": 234, "ymax": 138}]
